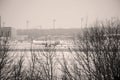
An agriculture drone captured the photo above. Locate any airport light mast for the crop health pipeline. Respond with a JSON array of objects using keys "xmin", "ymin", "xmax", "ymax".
[
  {"xmin": 81, "ymin": 18, "xmax": 83, "ymax": 29},
  {"xmin": 53, "ymin": 19, "xmax": 56, "ymax": 29},
  {"xmin": 26, "ymin": 20, "xmax": 29, "ymax": 30},
  {"xmin": 53, "ymin": 19, "xmax": 56, "ymax": 41}
]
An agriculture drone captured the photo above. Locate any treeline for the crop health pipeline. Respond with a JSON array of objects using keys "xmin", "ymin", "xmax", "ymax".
[{"xmin": 0, "ymin": 18, "xmax": 120, "ymax": 80}]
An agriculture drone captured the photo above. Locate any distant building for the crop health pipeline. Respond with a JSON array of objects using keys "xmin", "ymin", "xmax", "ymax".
[
  {"xmin": 0, "ymin": 27, "xmax": 16, "ymax": 40},
  {"xmin": 16, "ymin": 35, "xmax": 28, "ymax": 41}
]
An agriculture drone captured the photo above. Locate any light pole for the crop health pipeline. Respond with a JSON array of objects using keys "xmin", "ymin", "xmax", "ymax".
[
  {"xmin": 85, "ymin": 16, "xmax": 88, "ymax": 28},
  {"xmin": 26, "ymin": 20, "xmax": 29, "ymax": 30},
  {"xmin": 53, "ymin": 19, "xmax": 56, "ymax": 29},
  {"xmin": 81, "ymin": 18, "xmax": 83, "ymax": 29}
]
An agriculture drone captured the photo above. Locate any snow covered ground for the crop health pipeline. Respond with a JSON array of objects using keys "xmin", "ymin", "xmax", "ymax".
[{"xmin": 8, "ymin": 40, "xmax": 75, "ymax": 67}]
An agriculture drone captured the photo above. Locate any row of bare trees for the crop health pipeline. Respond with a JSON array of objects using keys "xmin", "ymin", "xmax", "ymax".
[
  {"xmin": 0, "ymin": 35, "xmax": 59, "ymax": 80},
  {"xmin": 60, "ymin": 18, "xmax": 120, "ymax": 80},
  {"xmin": 0, "ymin": 18, "xmax": 120, "ymax": 80}
]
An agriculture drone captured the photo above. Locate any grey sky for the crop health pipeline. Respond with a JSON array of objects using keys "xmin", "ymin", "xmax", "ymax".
[{"xmin": 0, "ymin": 0, "xmax": 120, "ymax": 29}]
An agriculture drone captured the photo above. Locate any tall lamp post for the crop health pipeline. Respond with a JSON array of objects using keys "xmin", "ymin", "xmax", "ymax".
[
  {"xmin": 26, "ymin": 20, "xmax": 29, "ymax": 30},
  {"xmin": 53, "ymin": 19, "xmax": 56, "ymax": 29}
]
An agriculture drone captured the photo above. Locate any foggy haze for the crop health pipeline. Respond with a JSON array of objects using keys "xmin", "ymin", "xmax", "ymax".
[{"xmin": 0, "ymin": 0, "xmax": 120, "ymax": 29}]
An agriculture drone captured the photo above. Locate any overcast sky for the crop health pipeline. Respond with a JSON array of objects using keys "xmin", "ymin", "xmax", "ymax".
[{"xmin": 0, "ymin": 0, "xmax": 120, "ymax": 29}]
